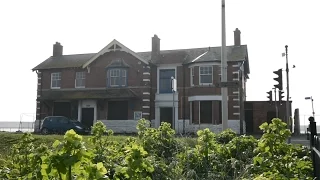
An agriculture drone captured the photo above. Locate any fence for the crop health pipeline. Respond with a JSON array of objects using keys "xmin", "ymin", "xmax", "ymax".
[
  {"xmin": 0, "ymin": 121, "xmax": 35, "ymax": 133},
  {"xmin": 308, "ymin": 116, "xmax": 320, "ymax": 178}
]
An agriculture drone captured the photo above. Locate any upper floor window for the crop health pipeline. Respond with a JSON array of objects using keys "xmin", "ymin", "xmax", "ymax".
[
  {"xmin": 159, "ymin": 69, "xmax": 175, "ymax": 93},
  {"xmin": 108, "ymin": 68, "xmax": 127, "ymax": 87},
  {"xmin": 199, "ymin": 66, "xmax": 213, "ymax": 85},
  {"xmin": 51, "ymin": 72, "xmax": 61, "ymax": 89},
  {"xmin": 190, "ymin": 67, "xmax": 194, "ymax": 86},
  {"xmin": 75, "ymin": 72, "xmax": 86, "ymax": 88}
]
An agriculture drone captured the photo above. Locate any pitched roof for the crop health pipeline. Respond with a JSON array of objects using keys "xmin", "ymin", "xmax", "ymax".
[
  {"xmin": 32, "ymin": 42, "xmax": 249, "ymax": 73},
  {"xmin": 32, "ymin": 53, "xmax": 95, "ymax": 71}
]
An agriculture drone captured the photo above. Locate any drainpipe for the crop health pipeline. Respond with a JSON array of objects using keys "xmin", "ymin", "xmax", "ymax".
[{"xmin": 182, "ymin": 55, "xmax": 189, "ymax": 135}]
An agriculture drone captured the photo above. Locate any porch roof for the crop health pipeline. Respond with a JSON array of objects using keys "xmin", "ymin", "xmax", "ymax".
[{"xmin": 37, "ymin": 89, "xmax": 139, "ymax": 100}]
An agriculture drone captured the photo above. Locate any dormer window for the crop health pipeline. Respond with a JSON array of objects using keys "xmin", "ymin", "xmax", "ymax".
[
  {"xmin": 106, "ymin": 59, "xmax": 130, "ymax": 87},
  {"xmin": 109, "ymin": 68, "xmax": 127, "ymax": 87}
]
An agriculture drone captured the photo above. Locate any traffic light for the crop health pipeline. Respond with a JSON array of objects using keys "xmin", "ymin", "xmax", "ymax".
[
  {"xmin": 267, "ymin": 91, "xmax": 272, "ymax": 104},
  {"xmin": 273, "ymin": 69, "xmax": 283, "ymax": 90},
  {"xmin": 279, "ymin": 90, "xmax": 284, "ymax": 104}
]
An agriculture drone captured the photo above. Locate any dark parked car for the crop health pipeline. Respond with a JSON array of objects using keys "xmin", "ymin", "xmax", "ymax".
[{"xmin": 40, "ymin": 116, "xmax": 91, "ymax": 135}]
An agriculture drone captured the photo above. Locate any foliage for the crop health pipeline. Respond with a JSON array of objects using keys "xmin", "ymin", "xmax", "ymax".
[{"xmin": 0, "ymin": 118, "xmax": 314, "ymax": 179}]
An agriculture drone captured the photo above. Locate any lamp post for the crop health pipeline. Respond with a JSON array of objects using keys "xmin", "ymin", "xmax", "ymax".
[{"xmin": 305, "ymin": 96, "xmax": 315, "ymax": 118}]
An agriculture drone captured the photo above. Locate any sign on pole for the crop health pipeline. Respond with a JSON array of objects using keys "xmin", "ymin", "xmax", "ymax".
[{"xmin": 171, "ymin": 77, "xmax": 177, "ymax": 92}]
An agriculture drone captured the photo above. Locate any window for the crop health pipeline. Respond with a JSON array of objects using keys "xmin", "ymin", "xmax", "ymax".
[
  {"xmin": 51, "ymin": 72, "xmax": 61, "ymax": 89},
  {"xmin": 159, "ymin": 69, "xmax": 175, "ymax": 93},
  {"xmin": 199, "ymin": 66, "xmax": 213, "ymax": 85},
  {"xmin": 108, "ymin": 68, "xmax": 127, "ymax": 87},
  {"xmin": 190, "ymin": 67, "xmax": 194, "ymax": 86},
  {"xmin": 200, "ymin": 101, "xmax": 212, "ymax": 124},
  {"xmin": 75, "ymin": 72, "xmax": 86, "ymax": 88}
]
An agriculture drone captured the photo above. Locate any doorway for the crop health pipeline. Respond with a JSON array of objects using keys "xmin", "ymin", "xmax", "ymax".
[
  {"xmin": 267, "ymin": 111, "xmax": 277, "ymax": 124},
  {"xmin": 108, "ymin": 101, "xmax": 128, "ymax": 120},
  {"xmin": 53, "ymin": 102, "xmax": 71, "ymax": 118},
  {"xmin": 81, "ymin": 108, "xmax": 94, "ymax": 127},
  {"xmin": 160, "ymin": 107, "xmax": 173, "ymax": 128}
]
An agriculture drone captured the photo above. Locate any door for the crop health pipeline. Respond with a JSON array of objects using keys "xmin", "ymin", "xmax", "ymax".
[
  {"xmin": 108, "ymin": 101, "xmax": 128, "ymax": 120},
  {"xmin": 81, "ymin": 108, "xmax": 94, "ymax": 127},
  {"xmin": 160, "ymin": 107, "xmax": 173, "ymax": 128},
  {"xmin": 267, "ymin": 111, "xmax": 277, "ymax": 124},
  {"xmin": 245, "ymin": 110, "xmax": 254, "ymax": 134}
]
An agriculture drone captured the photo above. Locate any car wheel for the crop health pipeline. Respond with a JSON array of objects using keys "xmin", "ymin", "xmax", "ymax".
[{"xmin": 41, "ymin": 128, "xmax": 49, "ymax": 135}]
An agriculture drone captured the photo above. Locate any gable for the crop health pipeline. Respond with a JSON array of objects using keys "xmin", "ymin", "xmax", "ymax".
[{"xmin": 82, "ymin": 39, "xmax": 148, "ymax": 68}]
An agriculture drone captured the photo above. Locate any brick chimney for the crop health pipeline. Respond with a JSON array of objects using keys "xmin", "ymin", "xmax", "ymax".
[
  {"xmin": 53, "ymin": 42, "xmax": 63, "ymax": 57},
  {"xmin": 151, "ymin": 35, "xmax": 160, "ymax": 63},
  {"xmin": 234, "ymin": 28, "xmax": 241, "ymax": 46}
]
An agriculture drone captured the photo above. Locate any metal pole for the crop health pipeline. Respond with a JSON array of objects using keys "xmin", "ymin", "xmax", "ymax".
[
  {"xmin": 285, "ymin": 45, "xmax": 291, "ymax": 143},
  {"xmin": 273, "ymin": 88, "xmax": 278, "ymax": 118},
  {"xmin": 311, "ymin": 97, "xmax": 315, "ymax": 118},
  {"xmin": 221, "ymin": 0, "xmax": 229, "ymax": 131}
]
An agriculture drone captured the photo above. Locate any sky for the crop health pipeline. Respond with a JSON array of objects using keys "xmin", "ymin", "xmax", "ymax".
[{"xmin": 0, "ymin": 0, "xmax": 319, "ymax": 124}]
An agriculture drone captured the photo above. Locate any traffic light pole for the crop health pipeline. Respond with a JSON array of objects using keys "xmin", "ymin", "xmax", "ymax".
[
  {"xmin": 273, "ymin": 88, "xmax": 278, "ymax": 118},
  {"xmin": 285, "ymin": 45, "xmax": 291, "ymax": 143}
]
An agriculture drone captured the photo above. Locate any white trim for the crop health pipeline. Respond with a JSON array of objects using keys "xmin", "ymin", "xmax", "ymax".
[
  {"xmin": 38, "ymin": 83, "xmax": 41, "ymax": 85},
  {"xmin": 75, "ymin": 71, "xmax": 86, "ymax": 88},
  {"xmin": 233, "ymin": 113, "xmax": 240, "ymax": 115},
  {"xmin": 38, "ymin": 77, "xmax": 41, "ymax": 79},
  {"xmin": 51, "ymin": 72, "xmax": 61, "ymax": 89},
  {"xmin": 232, "ymin": 64, "xmax": 239, "ymax": 67},
  {"xmin": 143, "ymin": 72, "xmax": 150, "ymax": 75},
  {"xmin": 233, "ymin": 79, "xmax": 239, "ymax": 81},
  {"xmin": 37, "ymin": 107, "xmax": 40, "ymax": 109},
  {"xmin": 37, "ymin": 95, "xmax": 40, "ymax": 97},
  {"xmin": 37, "ymin": 101, "xmax": 40, "ymax": 103},
  {"xmin": 233, "ymin": 91, "xmax": 239, "ymax": 94},
  {"xmin": 157, "ymin": 66, "xmax": 178, "ymax": 94},
  {"xmin": 233, "ymin": 106, "xmax": 240, "ymax": 108},
  {"xmin": 143, "ymin": 79, "xmax": 150, "ymax": 82},
  {"xmin": 143, "ymin": 92, "xmax": 150, "ymax": 95},
  {"xmin": 188, "ymin": 62, "xmax": 221, "ymax": 68},
  {"xmin": 188, "ymin": 95, "xmax": 222, "ymax": 101},
  {"xmin": 191, "ymin": 51, "xmax": 208, "ymax": 63},
  {"xmin": 143, "ymin": 99, "xmax": 150, "ymax": 102},
  {"xmin": 142, "ymin": 112, "xmax": 150, "ymax": 115},
  {"xmin": 157, "ymin": 63, "xmax": 182, "ymax": 67},
  {"xmin": 233, "ymin": 71, "xmax": 239, "ymax": 74},
  {"xmin": 233, "ymin": 98, "xmax": 239, "ymax": 101},
  {"xmin": 82, "ymin": 39, "xmax": 148, "ymax": 68},
  {"xmin": 142, "ymin": 106, "xmax": 150, "ymax": 108},
  {"xmin": 199, "ymin": 65, "xmax": 213, "ymax": 85}
]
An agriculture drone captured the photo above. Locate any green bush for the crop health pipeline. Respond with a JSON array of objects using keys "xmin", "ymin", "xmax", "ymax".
[{"xmin": 0, "ymin": 118, "xmax": 314, "ymax": 179}]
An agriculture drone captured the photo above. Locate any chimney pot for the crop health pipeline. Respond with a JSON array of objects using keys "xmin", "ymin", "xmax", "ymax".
[
  {"xmin": 53, "ymin": 42, "xmax": 63, "ymax": 57},
  {"xmin": 234, "ymin": 28, "xmax": 241, "ymax": 46}
]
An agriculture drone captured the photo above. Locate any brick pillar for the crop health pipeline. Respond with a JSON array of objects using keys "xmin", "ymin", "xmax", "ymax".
[
  {"xmin": 142, "ymin": 65, "xmax": 151, "ymax": 120},
  {"xmin": 36, "ymin": 72, "xmax": 42, "ymax": 120}
]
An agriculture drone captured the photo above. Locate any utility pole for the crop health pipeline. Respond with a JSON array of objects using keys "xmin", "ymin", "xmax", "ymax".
[
  {"xmin": 285, "ymin": 45, "xmax": 291, "ymax": 143},
  {"xmin": 221, "ymin": 0, "xmax": 229, "ymax": 131}
]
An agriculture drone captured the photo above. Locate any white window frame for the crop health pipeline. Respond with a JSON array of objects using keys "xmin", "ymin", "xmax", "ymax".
[
  {"xmin": 190, "ymin": 67, "xmax": 194, "ymax": 86},
  {"xmin": 199, "ymin": 66, "xmax": 213, "ymax": 85},
  {"xmin": 51, "ymin": 72, "xmax": 61, "ymax": 89},
  {"xmin": 109, "ymin": 68, "xmax": 127, "ymax": 87},
  {"xmin": 75, "ymin": 72, "xmax": 86, "ymax": 88},
  {"xmin": 110, "ymin": 69, "xmax": 120, "ymax": 87}
]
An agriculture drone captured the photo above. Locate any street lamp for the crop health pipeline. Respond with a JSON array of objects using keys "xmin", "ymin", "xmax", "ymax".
[{"xmin": 305, "ymin": 96, "xmax": 315, "ymax": 118}]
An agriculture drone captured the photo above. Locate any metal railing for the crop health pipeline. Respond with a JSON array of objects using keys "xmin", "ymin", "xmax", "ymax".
[{"xmin": 308, "ymin": 116, "xmax": 320, "ymax": 178}]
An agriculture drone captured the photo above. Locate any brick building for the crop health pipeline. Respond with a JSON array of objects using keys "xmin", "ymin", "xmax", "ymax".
[
  {"xmin": 32, "ymin": 28, "xmax": 250, "ymax": 134},
  {"xmin": 245, "ymin": 101, "xmax": 292, "ymax": 134}
]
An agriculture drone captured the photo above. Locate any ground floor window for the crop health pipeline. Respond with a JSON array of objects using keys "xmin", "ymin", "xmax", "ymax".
[
  {"xmin": 200, "ymin": 101, "xmax": 213, "ymax": 124},
  {"xmin": 108, "ymin": 101, "xmax": 128, "ymax": 120}
]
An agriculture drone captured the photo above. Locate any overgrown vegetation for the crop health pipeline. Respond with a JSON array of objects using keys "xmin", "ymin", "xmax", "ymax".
[{"xmin": 0, "ymin": 118, "xmax": 313, "ymax": 179}]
